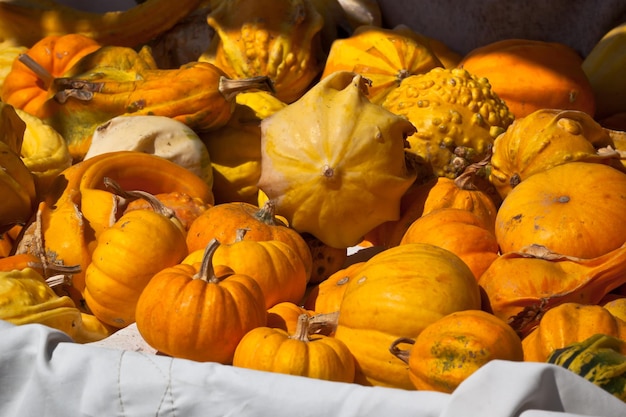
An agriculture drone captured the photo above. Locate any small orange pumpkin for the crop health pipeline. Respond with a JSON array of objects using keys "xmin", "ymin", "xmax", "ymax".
[
  {"xmin": 303, "ymin": 261, "xmax": 365, "ymax": 313},
  {"xmin": 267, "ymin": 301, "xmax": 313, "ymax": 334},
  {"xmin": 522, "ymin": 302, "xmax": 626, "ymax": 362},
  {"xmin": 233, "ymin": 313, "xmax": 355, "ymax": 382},
  {"xmin": 135, "ymin": 239, "xmax": 267, "ymax": 363},
  {"xmin": 458, "ymin": 38, "xmax": 596, "ymax": 118}
]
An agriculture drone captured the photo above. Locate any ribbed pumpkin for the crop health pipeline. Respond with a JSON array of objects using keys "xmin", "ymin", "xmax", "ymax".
[
  {"xmin": 334, "ymin": 243, "xmax": 481, "ymax": 389},
  {"xmin": 135, "ymin": 239, "xmax": 267, "ymax": 363},
  {"xmin": 489, "ymin": 108, "xmax": 621, "ymax": 199},
  {"xmin": 303, "ymin": 261, "xmax": 365, "ymax": 314},
  {"xmin": 186, "ymin": 200, "xmax": 312, "ymax": 280},
  {"xmin": 458, "ymin": 39, "xmax": 596, "ymax": 119},
  {"xmin": 321, "ymin": 24, "xmax": 442, "ymax": 104},
  {"xmin": 495, "ymin": 162, "xmax": 626, "ymax": 259},
  {"xmin": 522, "ymin": 303, "xmax": 626, "ymax": 363},
  {"xmin": 547, "ymin": 334, "xmax": 626, "ymax": 401},
  {"xmin": 391, "ymin": 309, "xmax": 523, "ymax": 393},
  {"xmin": 266, "ymin": 301, "xmax": 313, "ymax": 334},
  {"xmin": 233, "ymin": 313, "xmax": 355, "ymax": 383}
]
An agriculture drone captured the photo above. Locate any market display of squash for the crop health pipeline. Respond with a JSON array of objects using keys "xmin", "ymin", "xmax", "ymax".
[{"xmin": 2, "ymin": 0, "xmax": 626, "ymax": 402}]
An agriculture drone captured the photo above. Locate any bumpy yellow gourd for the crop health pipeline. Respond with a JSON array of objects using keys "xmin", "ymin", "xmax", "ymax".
[
  {"xmin": 383, "ymin": 67, "xmax": 515, "ymax": 178},
  {"xmin": 257, "ymin": 71, "xmax": 418, "ymax": 248},
  {"xmin": 0, "ymin": 267, "xmax": 113, "ymax": 343}
]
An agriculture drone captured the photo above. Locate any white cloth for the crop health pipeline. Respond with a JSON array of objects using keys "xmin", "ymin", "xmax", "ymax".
[{"xmin": 1, "ymin": 320, "xmax": 625, "ymax": 417}]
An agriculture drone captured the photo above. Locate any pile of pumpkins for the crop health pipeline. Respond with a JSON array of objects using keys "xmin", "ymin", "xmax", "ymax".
[{"xmin": 2, "ymin": 0, "xmax": 626, "ymax": 401}]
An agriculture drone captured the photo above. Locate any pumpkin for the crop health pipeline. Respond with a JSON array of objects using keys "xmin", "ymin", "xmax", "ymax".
[
  {"xmin": 390, "ymin": 309, "xmax": 523, "ymax": 393},
  {"xmin": 135, "ymin": 239, "xmax": 267, "ymax": 363},
  {"xmin": 200, "ymin": 0, "xmax": 324, "ymax": 103},
  {"xmin": 0, "ymin": 267, "xmax": 114, "ymax": 343},
  {"xmin": 364, "ymin": 159, "xmax": 499, "ymax": 248},
  {"xmin": 582, "ymin": 21, "xmax": 626, "ymax": 119},
  {"xmin": 458, "ymin": 38, "xmax": 596, "ymax": 119},
  {"xmin": 83, "ymin": 182, "xmax": 188, "ymax": 328},
  {"xmin": 547, "ymin": 334, "xmax": 626, "ymax": 401},
  {"xmin": 604, "ymin": 297, "xmax": 626, "ymax": 323},
  {"xmin": 303, "ymin": 261, "xmax": 365, "ymax": 313},
  {"xmin": 522, "ymin": 303, "xmax": 626, "ymax": 362},
  {"xmin": 495, "ymin": 162, "xmax": 626, "ymax": 259},
  {"xmin": 479, "ymin": 243, "xmax": 626, "ymax": 338},
  {"xmin": 258, "ymin": 71, "xmax": 418, "ymax": 249},
  {"xmin": 267, "ymin": 301, "xmax": 313, "ymax": 334},
  {"xmin": 186, "ymin": 200, "xmax": 312, "ymax": 279},
  {"xmin": 382, "ymin": 67, "xmax": 514, "ymax": 179},
  {"xmin": 334, "ymin": 243, "xmax": 481, "ymax": 389},
  {"xmin": 211, "ymin": 229, "xmax": 309, "ymax": 309},
  {"xmin": 400, "ymin": 208, "xmax": 500, "ymax": 280},
  {"xmin": 233, "ymin": 313, "xmax": 355, "ymax": 383},
  {"xmin": 321, "ymin": 24, "xmax": 442, "ymax": 104},
  {"xmin": 301, "ymin": 232, "xmax": 348, "ymax": 284},
  {"xmin": 489, "ymin": 108, "xmax": 622, "ymax": 199}
]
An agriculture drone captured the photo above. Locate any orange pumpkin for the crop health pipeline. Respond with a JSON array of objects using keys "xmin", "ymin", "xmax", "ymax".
[
  {"xmin": 233, "ymin": 313, "xmax": 355, "ymax": 383},
  {"xmin": 186, "ymin": 201, "xmax": 313, "ymax": 279},
  {"xmin": 400, "ymin": 208, "xmax": 499, "ymax": 280},
  {"xmin": 267, "ymin": 301, "xmax": 313, "ymax": 334},
  {"xmin": 391, "ymin": 309, "xmax": 523, "ymax": 393},
  {"xmin": 495, "ymin": 162, "xmax": 626, "ymax": 259},
  {"xmin": 522, "ymin": 303, "xmax": 626, "ymax": 362},
  {"xmin": 458, "ymin": 39, "xmax": 596, "ymax": 119},
  {"xmin": 303, "ymin": 261, "xmax": 365, "ymax": 313},
  {"xmin": 301, "ymin": 232, "xmax": 348, "ymax": 284},
  {"xmin": 135, "ymin": 239, "xmax": 267, "ymax": 363}
]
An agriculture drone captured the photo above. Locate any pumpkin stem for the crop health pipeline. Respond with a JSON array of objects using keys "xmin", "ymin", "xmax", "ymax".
[
  {"xmin": 290, "ymin": 313, "xmax": 312, "ymax": 342},
  {"xmin": 18, "ymin": 53, "xmax": 55, "ymax": 90},
  {"xmin": 254, "ymin": 200, "xmax": 279, "ymax": 225},
  {"xmin": 388, "ymin": 337, "xmax": 415, "ymax": 364},
  {"xmin": 308, "ymin": 311, "xmax": 340, "ymax": 335},
  {"xmin": 103, "ymin": 176, "xmax": 177, "ymax": 220},
  {"xmin": 219, "ymin": 75, "xmax": 275, "ymax": 102},
  {"xmin": 195, "ymin": 238, "xmax": 222, "ymax": 284},
  {"xmin": 454, "ymin": 149, "xmax": 491, "ymax": 190}
]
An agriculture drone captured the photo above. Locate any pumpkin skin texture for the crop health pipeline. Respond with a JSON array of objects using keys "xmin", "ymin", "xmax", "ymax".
[
  {"xmin": 321, "ymin": 24, "xmax": 442, "ymax": 104},
  {"xmin": 233, "ymin": 314, "xmax": 355, "ymax": 383},
  {"xmin": 200, "ymin": 0, "xmax": 324, "ymax": 104},
  {"xmin": 303, "ymin": 261, "xmax": 365, "ymax": 313},
  {"xmin": 394, "ymin": 309, "xmax": 523, "ymax": 393},
  {"xmin": 258, "ymin": 71, "xmax": 418, "ymax": 249},
  {"xmin": 495, "ymin": 162, "xmax": 626, "ymax": 259},
  {"xmin": 211, "ymin": 234, "xmax": 309, "ymax": 309},
  {"xmin": 522, "ymin": 303, "xmax": 626, "ymax": 363},
  {"xmin": 489, "ymin": 108, "xmax": 621, "ymax": 199},
  {"xmin": 382, "ymin": 67, "xmax": 514, "ymax": 179},
  {"xmin": 458, "ymin": 39, "xmax": 596, "ymax": 119},
  {"xmin": 135, "ymin": 240, "xmax": 267, "ymax": 364},
  {"xmin": 302, "ymin": 232, "xmax": 348, "ymax": 284},
  {"xmin": 83, "ymin": 205, "xmax": 188, "ymax": 328},
  {"xmin": 334, "ymin": 243, "xmax": 481, "ymax": 389},
  {"xmin": 400, "ymin": 208, "xmax": 499, "ymax": 280},
  {"xmin": 267, "ymin": 302, "xmax": 313, "ymax": 334}
]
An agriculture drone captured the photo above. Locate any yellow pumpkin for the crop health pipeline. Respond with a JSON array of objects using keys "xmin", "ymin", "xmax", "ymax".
[{"xmin": 334, "ymin": 243, "xmax": 481, "ymax": 389}]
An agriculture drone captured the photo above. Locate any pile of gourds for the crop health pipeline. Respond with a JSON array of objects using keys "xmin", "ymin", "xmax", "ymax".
[{"xmin": 2, "ymin": 0, "xmax": 626, "ymax": 401}]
